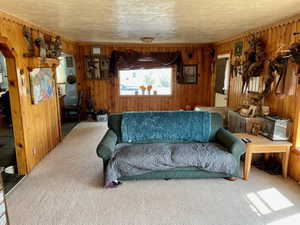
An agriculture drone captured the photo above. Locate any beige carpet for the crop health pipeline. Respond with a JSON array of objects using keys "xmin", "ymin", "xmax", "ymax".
[{"xmin": 6, "ymin": 122, "xmax": 300, "ymax": 225}]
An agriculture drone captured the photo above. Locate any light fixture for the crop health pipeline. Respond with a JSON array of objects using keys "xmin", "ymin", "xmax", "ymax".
[{"xmin": 140, "ymin": 37, "xmax": 154, "ymax": 43}]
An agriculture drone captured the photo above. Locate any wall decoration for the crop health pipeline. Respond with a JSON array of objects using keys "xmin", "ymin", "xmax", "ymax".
[
  {"xmin": 29, "ymin": 68, "xmax": 54, "ymax": 104},
  {"xmin": 66, "ymin": 56, "xmax": 74, "ymax": 68},
  {"xmin": 44, "ymin": 35, "xmax": 63, "ymax": 59},
  {"xmin": 91, "ymin": 46, "xmax": 101, "ymax": 56},
  {"xmin": 23, "ymin": 26, "xmax": 35, "ymax": 57},
  {"xmin": 23, "ymin": 27, "xmax": 62, "ymax": 59},
  {"xmin": 231, "ymin": 56, "xmax": 243, "ymax": 77},
  {"xmin": 182, "ymin": 64, "xmax": 198, "ymax": 84},
  {"xmin": 234, "ymin": 41, "xmax": 243, "ymax": 56},
  {"xmin": 67, "ymin": 75, "xmax": 76, "ymax": 84},
  {"xmin": 34, "ymin": 32, "xmax": 47, "ymax": 63},
  {"xmin": 186, "ymin": 49, "xmax": 195, "ymax": 59},
  {"xmin": 85, "ymin": 56, "xmax": 111, "ymax": 80},
  {"xmin": 251, "ymin": 43, "xmax": 299, "ymax": 103},
  {"xmin": 99, "ymin": 56, "xmax": 110, "ymax": 79},
  {"xmin": 242, "ymin": 35, "xmax": 266, "ymax": 93},
  {"xmin": 289, "ymin": 41, "xmax": 300, "ymax": 65},
  {"xmin": 85, "ymin": 56, "xmax": 101, "ymax": 79}
]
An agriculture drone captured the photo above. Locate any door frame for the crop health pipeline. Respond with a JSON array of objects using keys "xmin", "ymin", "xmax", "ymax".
[
  {"xmin": 293, "ymin": 85, "xmax": 300, "ymax": 148},
  {"xmin": 213, "ymin": 53, "xmax": 231, "ymax": 107},
  {"xmin": 0, "ymin": 36, "xmax": 27, "ymax": 174}
]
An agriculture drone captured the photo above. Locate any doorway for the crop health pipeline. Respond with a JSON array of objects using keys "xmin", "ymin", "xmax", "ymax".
[
  {"xmin": 0, "ymin": 51, "xmax": 24, "ymax": 194},
  {"xmin": 214, "ymin": 54, "xmax": 231, "ymax": 107},
  {"xmin": 56, "ymin": 53, "xmax": 79, "ymax": 137}
]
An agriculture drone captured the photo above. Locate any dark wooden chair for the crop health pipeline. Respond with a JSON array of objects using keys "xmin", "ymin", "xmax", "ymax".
[{"xmin": 63, "ymin": 91, "xmax": 83, "ymax": 122}]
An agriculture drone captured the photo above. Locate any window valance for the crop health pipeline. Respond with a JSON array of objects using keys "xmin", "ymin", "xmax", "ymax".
[{"xmin": 109, "ymin": 50, "xmax": 184, "ymax": 82}]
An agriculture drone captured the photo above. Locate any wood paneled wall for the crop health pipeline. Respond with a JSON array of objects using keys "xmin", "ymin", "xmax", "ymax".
[
  {"xmin": 214, "ymin": 16, "xmax": 300, "ymax": 135},
  {"xmin": 214, "ymin": 14, "xmax": 300, "ymax": 180},
  {"xmin": 3, "ymin": 7, "xmax": 300, "ymax": 178},
  {"xmin": 76, "ymin": 44, "xmax": 213, "ymax": 113},
  {"xmin": 0, "ymin": 11, "xmax": 77, "ymax": 173}
]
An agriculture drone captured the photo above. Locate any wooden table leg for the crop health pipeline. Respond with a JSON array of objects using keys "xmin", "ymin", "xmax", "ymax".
[
  {"xmin": 244, "ymin": 147, "xmax": 252, "ymax": 180},
  {"xmin": 282, "ymin": 148, "xmax": 290, "ymax": 178}
]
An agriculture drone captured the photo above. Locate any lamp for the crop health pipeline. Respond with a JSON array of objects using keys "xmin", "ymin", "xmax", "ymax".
[{"xmin": 140, "ymin": 37, "xmax": 154, "ymax": 43}]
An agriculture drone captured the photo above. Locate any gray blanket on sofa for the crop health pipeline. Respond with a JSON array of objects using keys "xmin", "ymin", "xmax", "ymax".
[{"xmin": 105, "ymin": 143, "xmax": 237, "ymax": 185}]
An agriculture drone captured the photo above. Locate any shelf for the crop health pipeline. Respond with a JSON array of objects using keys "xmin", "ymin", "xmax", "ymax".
[{"xmin": 27, "ymin": 57, "xmax": 59, "ymax": 69}]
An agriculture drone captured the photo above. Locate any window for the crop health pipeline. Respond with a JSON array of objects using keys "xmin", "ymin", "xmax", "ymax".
[
  {"xmin": 119, "ymin": 68, "xmax": 172, "ymax": 96},
  {"xmin": 0, "ymin": 52, "xmax": 8, "ymax": 90},
  {"xmin": 56, "ymin": 53, "xmax": 76, "ymax": 99}
]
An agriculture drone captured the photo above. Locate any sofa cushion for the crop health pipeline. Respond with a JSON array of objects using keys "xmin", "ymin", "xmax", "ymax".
[
  {"xmin": 105, "ymin": 142, "xmax": 236, "ymax": 184},
  {"xmin": 209, "ymin": 111, "xmax": 223, "ymax": 141},
  {"xmin": 108, "ymin": 111, "xmax": 223, "ymax": 143},
  {"xmin": 107, "ymin": 113, "xmax": 122, "ymax": 143},
  {"xmin": 121, "ymin": 111, "xmax": 211, "ymax": 143}
]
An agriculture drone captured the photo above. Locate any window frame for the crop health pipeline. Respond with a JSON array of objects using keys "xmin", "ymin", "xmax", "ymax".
[{"xmin": 118, "ymin": 67, "xmax": 174, "ymax": 97}]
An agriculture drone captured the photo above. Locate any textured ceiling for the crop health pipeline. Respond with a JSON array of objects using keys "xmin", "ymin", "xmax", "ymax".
[{"xmin": 1, "ymin": 0, "xmax": 300, "ymax": 43}]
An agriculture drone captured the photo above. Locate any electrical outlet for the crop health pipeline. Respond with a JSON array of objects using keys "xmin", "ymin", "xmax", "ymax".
[{"xmin": 33, "ymin": 148, "xmax": 37, "ymax": 155}]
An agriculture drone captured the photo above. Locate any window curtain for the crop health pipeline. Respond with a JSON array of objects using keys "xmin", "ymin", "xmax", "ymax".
[{"xmin": 109, "ymin": 50, "xmax": 184, "ymax": 82}]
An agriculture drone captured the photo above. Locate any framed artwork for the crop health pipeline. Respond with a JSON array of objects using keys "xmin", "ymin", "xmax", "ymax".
[
  {"xmin": 99, "ymin": 56, "xmax": 110, "ymax": 79},
  {"xmin": 85, "ymin": 56, "xmax": 111, "ymax": 80},
  {"xmin": 66, "ymin": 56, "xmax": 74, "ymax": 68},
  {"xmin": 234, "ymin": 41, "xmax": 243, "ymax": 56},
  {"xmin": 29, "ymin": 68, "xmax": 54, "ymax": 104},
  {"xmin": 182, "ymin": 64, "xmax": 198, "ymax": 84},
  {"xmin": 85, "ymin": 56, "xmax": 101, "ymax": 79}
]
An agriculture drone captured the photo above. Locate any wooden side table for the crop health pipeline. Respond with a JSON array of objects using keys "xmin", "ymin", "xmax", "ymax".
[{"xmin": 234, "ymin": 133, "xmax": 292, "ymax": 180}]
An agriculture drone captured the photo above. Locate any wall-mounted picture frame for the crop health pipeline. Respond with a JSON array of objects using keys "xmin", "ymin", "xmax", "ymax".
[
  {"xmin": 182, "ymin": 64, "xmax": 198, "ymax": 84},
  {"xmin": 234, "ymin": 41, "xmax": 243, "ymax": 56},
  {"xmin": 99, "ymin": 56, "xmax": 110, "ymax": 79},
  {"xmin": 85, "ymin": 56, "xmax": 101, "ymax": 80},
  {"xmin": 91, "ymin": 46, "xmax": 101, "ymax": 56},
  {"xmin": 29, "ymin": 68, "xmax": 54, "ymax": 104},
  {"xmin": 85, "ymin": 56, "xmax": 111, "ymax": 80},
  {"xmin": 66, "ymin": 56, "xmax": 74, "ymax": 68}
]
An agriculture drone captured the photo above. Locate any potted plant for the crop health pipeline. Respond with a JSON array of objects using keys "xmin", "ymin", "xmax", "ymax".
[
  {"xmin": 147, "ymin": 85, "xmax": 152, "ymax": 95},
  {"xmin": 139, "ymin": 85, "xmax": 146, "ymax": 95}
]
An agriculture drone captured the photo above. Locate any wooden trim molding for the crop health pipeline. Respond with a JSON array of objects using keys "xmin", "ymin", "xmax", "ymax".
[
  {"xmin": 211, "ymin": 52, "xmax": 232, "ymax": 107},
  {"xmin": 293, "ymin": 85, "xmax": 300, "ymax": 148},
  {"xmin": 0, "ymin": 36, "xmax": 28, "ymax": 174},
  {"xmin": 77, "ymin": 42, "xmax": 207, "ymax": 47}
]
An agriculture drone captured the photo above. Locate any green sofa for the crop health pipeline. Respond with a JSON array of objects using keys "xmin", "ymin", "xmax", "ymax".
[{"xmin": 97, "ymin": 111, "xmax": 245, "ymax": 182}]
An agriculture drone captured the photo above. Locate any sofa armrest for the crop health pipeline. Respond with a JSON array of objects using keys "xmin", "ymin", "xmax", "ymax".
[
  {"xmin": 215, "ymin": 128, "xmax": 245, "ymax": 159},
  {"xmin": 96, "ymin": 129, "xmax": 118, "ymax": 161}
]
